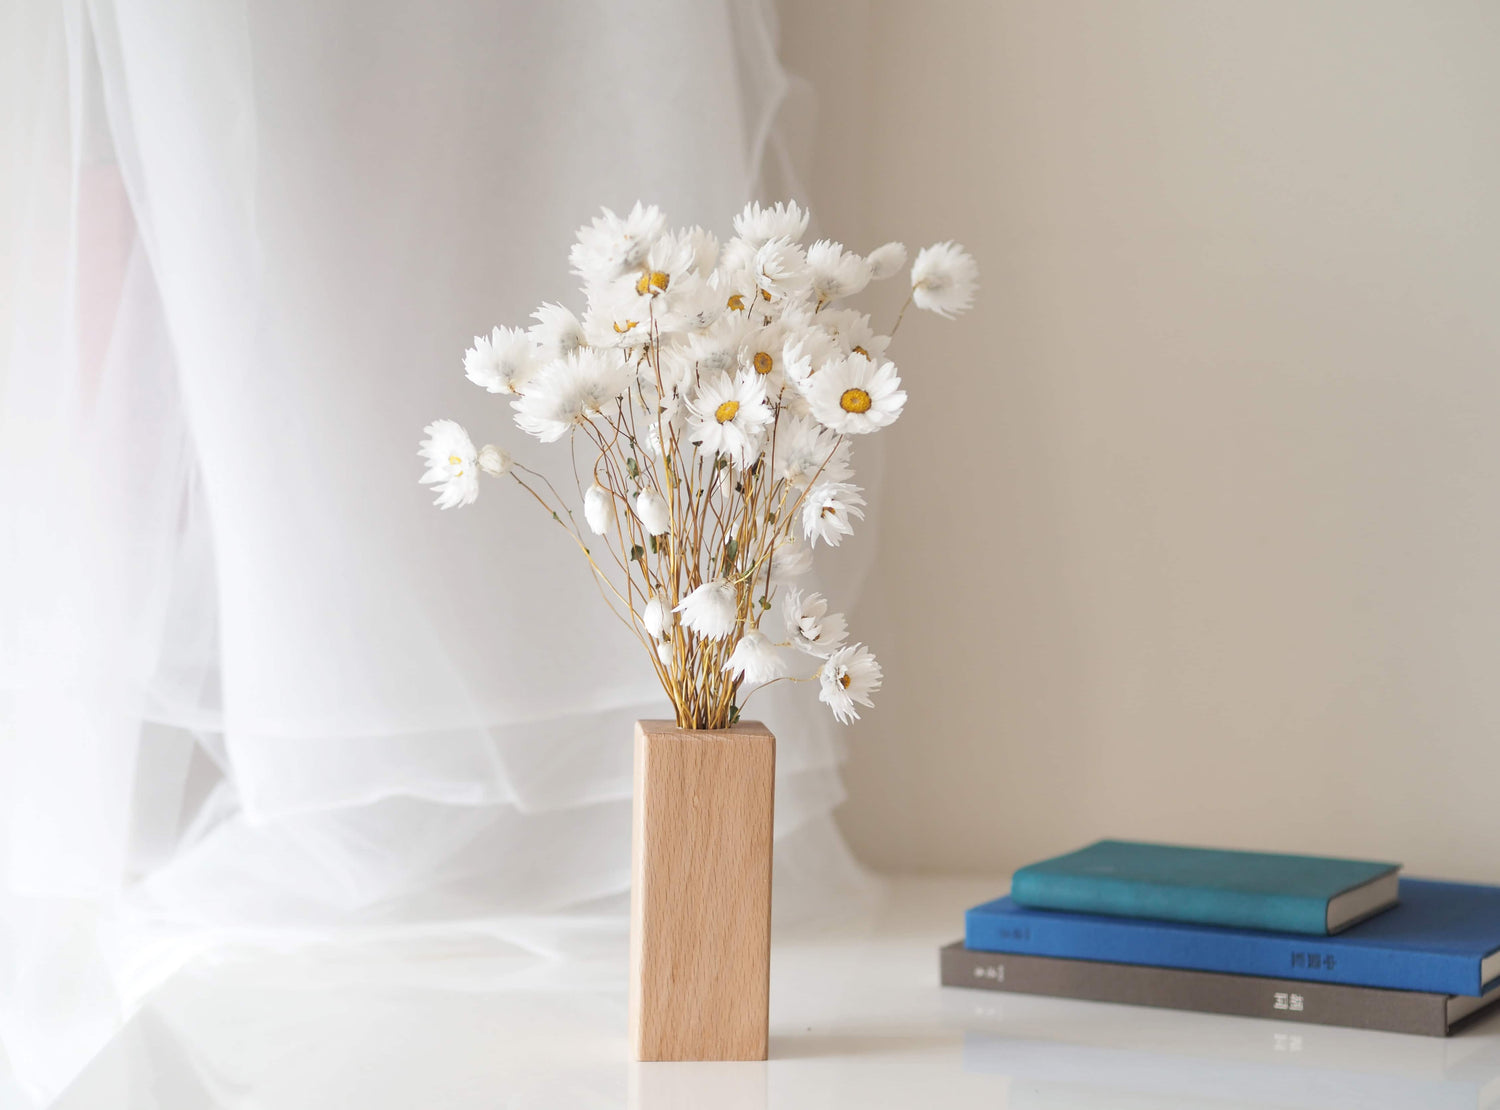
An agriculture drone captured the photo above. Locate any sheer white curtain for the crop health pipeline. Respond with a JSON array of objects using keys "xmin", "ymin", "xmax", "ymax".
[{"xmin": 0, "ymin": 1, "xmax": 872, "ymax": 1099}]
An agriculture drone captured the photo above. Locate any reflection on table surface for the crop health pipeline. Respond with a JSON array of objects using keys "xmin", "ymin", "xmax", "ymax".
[{"xmin": 28, "ymin": 877, "xmax": 1500, "ymax": 1109}]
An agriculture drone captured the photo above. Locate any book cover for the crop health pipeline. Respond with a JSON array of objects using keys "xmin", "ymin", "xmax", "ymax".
[
  {"xmin": 941, "ymin": 941, "xmax": 1500, "ymax": 1037},
  {"xmin": 966, "ymin": 879, "xmax": 1500, "ymax": 996},
  {"xmin": 1009, "ymin": 839, "xmax": 1400, "ymax": 935}
]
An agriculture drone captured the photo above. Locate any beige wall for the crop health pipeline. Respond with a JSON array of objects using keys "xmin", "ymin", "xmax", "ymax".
[{"xmin": 780, "ymin": 1, "xmax": 1500, "ymax": 880}]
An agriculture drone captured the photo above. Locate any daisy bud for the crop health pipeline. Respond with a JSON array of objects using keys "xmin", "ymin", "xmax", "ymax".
[
  {"xmin": 632, "ymin": 489, "xmax": 671, "ymax": 536},
  {"xmin": 643, "ymin": 595, "xmax": 670, "ymax": 639},
  {"xmin": 478, "ymin": 445, "xmax": 512, "ymax": 478},
  {"xmin": 865, "ymin": 241, "xmax": 908, "ymax": 281},
  {"xmin": 674, "ymin": 579, "xmax": 738, "ymax": 640},
  {"xmin": 656, "ymin": 641, "xmax": 673, "ymax": 666},
  {"xmin": 584, "ymin": 482, "xmax": 615, "ymax": 536}
]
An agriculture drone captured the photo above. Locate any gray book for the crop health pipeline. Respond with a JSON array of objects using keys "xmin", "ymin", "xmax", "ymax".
[{"xmin": 941, "ymin": 940, "xmax": 1500, "ymax": 1037}]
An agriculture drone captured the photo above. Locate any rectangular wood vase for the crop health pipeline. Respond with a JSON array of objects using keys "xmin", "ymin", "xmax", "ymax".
[{"xmin": 629, "ymin": 719, "xmax": 776, "ymax": 1062}]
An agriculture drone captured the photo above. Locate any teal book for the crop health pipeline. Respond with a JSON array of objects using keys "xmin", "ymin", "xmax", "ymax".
[{"xmin": 1010, "ymin": 840, "xmax": 1401, "ymax": 935}]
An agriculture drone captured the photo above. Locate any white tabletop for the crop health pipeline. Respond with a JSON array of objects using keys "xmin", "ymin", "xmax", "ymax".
[{"xmin": 38, "ymin": 876, "xmax": 1500, "ymax": 1109}]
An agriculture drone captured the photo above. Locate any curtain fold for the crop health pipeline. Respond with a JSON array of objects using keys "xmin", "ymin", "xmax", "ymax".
[{"xmin": 2, "ymin": 1, "xmax": 876, "ymax": 1100}]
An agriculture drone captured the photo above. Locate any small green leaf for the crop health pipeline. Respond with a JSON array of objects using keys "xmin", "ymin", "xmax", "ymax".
[
  {"xmin": 626, "ymin": 457, "xmax": 640, "ymax": 479},
  {"xmin": 629, "ymin": 544, "xmax": 644, "ymax": 562},
  {"xmin": 766, "ymin": 511, "xmax": 777, "ymax": 525},
  {"xmin": 759, "ymin": 596, "xmax": 771, "ymax": 611},
  {"xmin": 729, "ymin": 704, "xmax": 742, "ymax": 724},
  {"xmin": 648, "ymin": 534, "xmax": 659, "ymax": 555}
]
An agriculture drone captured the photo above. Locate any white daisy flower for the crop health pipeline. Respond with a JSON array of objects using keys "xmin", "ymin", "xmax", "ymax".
[
  {"xmin": 582, "ymin": 279, "xmax": 653, "ymax": 351},
  {"xmin": 807, "ymin": 239, "xmax": 871, "ymax": 305},
  {"xmin": 783, "ymin": 589, "xmax": 848, "ymax": 658},
  {"xmin": 737, "ymin": 320, "xmax": 788, "ymax": 392},
  {"xmin": 819, "ymin": 643, "xmax": 882, "ymax": 724},
  {"xmin": 775, "ymin": 414, "xmax": 852, "ymax": 488},
  {"xmin": 723, "ymin": 630, "xmax": 788, "ymax": 684},
  {"xmin": 865, "ymin": 241, "xmax": 908, "ymax": 281},
  {"xmin": 753, "ymin": 236, "xmax": 810, "ymax": 302},
  {"xmin": 569, "ymin": 202, "xmax": 666, "ymax": 284},
  {"xmin": 807, "ymin": 355, "xmax": 906, "ymax": 435},
  {"xmin": 643, "ymin": 595, "xmax": 671, "ymax": 639},
  {"xmin": 418, "ymin": 419, "xmax": 480, "ymax": 509},
  {"xmin": 686, "ymin": 371, "xmax": 772, "ymax": 469},
  {"xmin": 801, "ymin": 481, "xmax": 866, "ymax": 548},
  {"xmin": 819, "ymin": 309, "xmax": 891, "ymax": 364},
  {"xmin": 478, "ymin": 444, "xmax": 512, "ymax": 478},
  {"xmin": 512, "ymin": 349, "xmax": 633, "ymax": 443},
  {"xmin": 528, "ymin": 302, "xmax": 586, "ymax": 361},
  {"xmin": 464, "ymin": 326, "xmax": 539, "ymax": 395},
  {"xmin": 583, "ymin": 482, "xmax": 615, "ymax": 535},
  {"xmin": 674, "ymin": 579, "xmax": 739, "ymax": 640},
  {"xmin": 911, "ymin": 241, "xmax": 979, "ymax": 319},
  {"xmin": 655, "ymin": 274, "xmax": 723, "ymax": 336},
  {"xmin": 632, "ymin": 488, "xmax": 671, "ymax": 536},
  {"xmin": 732, "ymin": 200, "xmax": 810, "ymax": 247}
]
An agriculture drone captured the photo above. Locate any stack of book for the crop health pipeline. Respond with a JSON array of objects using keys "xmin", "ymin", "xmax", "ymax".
[{"xmin": 944, "ymin": 840, "xmax": 1500, "ymax": 1036}]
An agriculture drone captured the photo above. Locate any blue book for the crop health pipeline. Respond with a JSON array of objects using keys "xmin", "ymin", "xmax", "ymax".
[
  {"xmin": 967, "ymin": 878, "xmax": 1500, "ymax": 996},
  {"xmin": 1010, "ymin": 840, "xmax": 1400, "ymax": 935}
]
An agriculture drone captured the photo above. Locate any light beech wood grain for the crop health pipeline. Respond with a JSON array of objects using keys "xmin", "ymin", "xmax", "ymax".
[{"xmin": 629, "ymin": 719, "xmax": 775, "ymax": 1062}]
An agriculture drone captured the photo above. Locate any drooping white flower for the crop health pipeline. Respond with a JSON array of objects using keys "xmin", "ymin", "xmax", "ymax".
[
  {"xmin": 686, "ymin": 371, "xmax": 772, "ymax": 469},
  {"xmin": 569, "ymin": 202, "xmax": 666, "ymax": 284},
  {"xmin": 464, "ymin": 326, "xmax": 538, "ymax": 395},
  {"xmin": 723, "ymin": 630, "xmax": 788, "ymax": 684},
  {"xmin": 783, "ymin": 588, "xmax": 849, "ymax": 658},
  {"xmin": 512, "ymin": 349, "xmax": 633, "ymax": 442},
  {"xmin": 732, "ymin": 200, "xmax": 810, "ymax": 247},
  {"xmin": 807, "ymin": 239, "xmax": 871, "ymax": 304},
  {"xmin": 801, "ymin": 481, "xmax": 866, "ymax": 547},
  {"xmin": 769, "ymin": 533, "xmax": 814, "ymax": 578},
  {"xmin": 753, "ymin": 236, "xmax": 810, "ymax": 302},
  {"xmin": 529, "ymin": 302, "xmax": 586, "ymax": 361},
  {"xmin": 807, "ymin": 355, "xmax": 906, "ymax": 435},
  {"xmin": 583, "ymin": 482, "xmax": 615, "ymax": 535},
  {"xmin": 818, "ymin": 643, "xmax": 882, "ymax": 724},
  {"xmin": 865, "ymin": 241, "xmax": 908, "ymax": 281},
  {"xmin": 643, "ymin": 595, "xmax": 671, "ymax": 639},
  {"xmin": 478, "ymin": 444, "xmax": 512, "ymax": 478},
  {"xmin": 911, "ymin": 241, "xmax": 979, "ymax": 319},
  {"xmin": 674, "ymin": 579, "xmax": 739, "ymax": 640},
  {"xmin": 632, "ymin": 488, "xmax": 671, "ymax": 535},
  {"xmin": 775, "ymin": 414, "xmax": 853, "ymax": 488},
  {"xmin": 418, "ymin": 420, "xmax": 480, "ymax": 509}
]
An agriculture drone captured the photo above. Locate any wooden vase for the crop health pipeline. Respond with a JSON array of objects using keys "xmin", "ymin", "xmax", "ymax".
[{"xmin": 628, "ymin": 718, "xmax": 775, "ymax": 1062}]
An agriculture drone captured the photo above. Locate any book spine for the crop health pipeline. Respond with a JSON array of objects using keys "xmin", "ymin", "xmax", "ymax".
[
  {"xmin": 965, "ymin": 906, "xmax": 1480, "ymax": 995},
  {"xmin": 1009, "ymin": 870, "xmax": 1329, "ymax": 934},
  {"xmin": 940, "ymin": 943, "xmax": 1451, "ymax": 1036}
]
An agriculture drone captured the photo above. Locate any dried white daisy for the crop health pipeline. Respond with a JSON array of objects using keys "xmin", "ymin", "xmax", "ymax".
[{"xmin": 418, "ymin": 420, "xmax": 480, "ymax": 509}]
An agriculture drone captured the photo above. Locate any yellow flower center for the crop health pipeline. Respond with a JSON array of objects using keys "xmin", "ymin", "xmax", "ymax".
[
  {"xmin": 839, "ymin": 387, "xmax": 873, "ymax": 414},
  {"xmin": 636, "ymin": 270, "xmax": 670, "ymax": 295},
  {"xmin": 839, "ymin": 671, "xmax": 852, "ymax": 689},
  {"xmin": 613, "ymin": 319, "xmax": 638, "ymax": 334},
  {"xmin": 715, "ymin": 399, "xmax": 740, "ymax": 423},
  {"xmin": 753, "ymin": 351, "xmax": 773, "ymax": 375},
  {"xmin": 759, "ymin": 289, "xmax": 772, "ymax": 302},
  {"xmin": 448, "ymin": 455, "xmax": 462, "ymax": 465},
  {"xmin": 727, "ymin": 293, "xmax": 745, "ymax": 311},
  {"xmin": 851, "ymin": 345, "xmax": 869, "ymax": 359}
]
